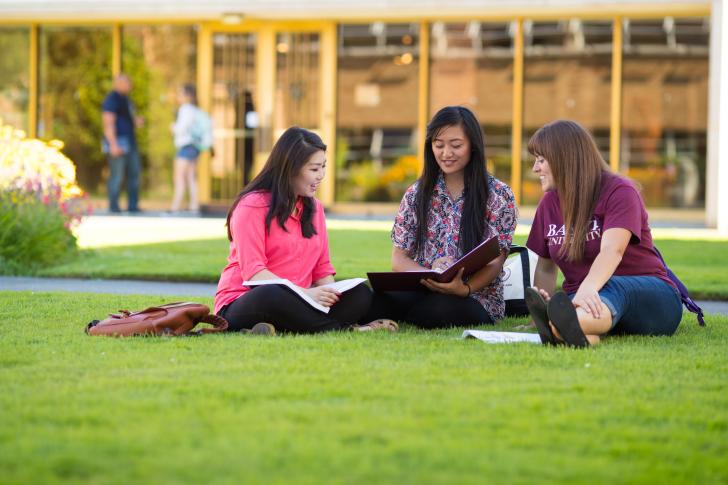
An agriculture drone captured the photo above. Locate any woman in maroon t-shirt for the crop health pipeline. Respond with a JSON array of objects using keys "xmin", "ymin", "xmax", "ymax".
[{"xmin": 524, "ymin": 120, "xmax": 683, "ymax": 347}]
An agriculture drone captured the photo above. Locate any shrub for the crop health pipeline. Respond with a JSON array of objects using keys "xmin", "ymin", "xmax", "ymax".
[{"xmin": 0, "ymin": 120, "xmax": 91, "ymax": 274}]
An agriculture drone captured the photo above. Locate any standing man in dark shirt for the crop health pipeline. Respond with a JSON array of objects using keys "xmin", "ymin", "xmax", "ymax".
[{"xmin": 102, "ymin": 74, "xmax": 142, "ymax": 213}]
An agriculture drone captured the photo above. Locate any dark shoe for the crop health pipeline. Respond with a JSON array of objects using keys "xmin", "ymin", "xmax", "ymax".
[
  {"xmin": 128, "ymin": 208, "xmax": 143, "ymax": 214},
  {"xmin": 109, "ymin": 207, "xmax": 122, "ymax": 214},
  {"xmin": 241, "ymin": 322, "xmax": 276, "ymax": 336},
  {"xmin": 525, "ymin": 287, "xmax": 558, "ymax": 345},
  {"xmin": 547, "ymin": 292, "xmax": 590, "ymax": 348}
]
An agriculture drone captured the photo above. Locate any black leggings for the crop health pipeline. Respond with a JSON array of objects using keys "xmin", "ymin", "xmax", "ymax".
[
  {"xmin": 364, "ymin": 290, "xmax": 493, "ymax": 329},
  {"xmin": 218, "ymin": 283, "xmax": 372, "ymax": 334}
]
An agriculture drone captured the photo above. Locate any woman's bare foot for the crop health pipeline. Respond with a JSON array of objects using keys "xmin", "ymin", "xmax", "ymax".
[{"xmin": 351, "ymin": 319, "xmax": 399, "ymax": 332}]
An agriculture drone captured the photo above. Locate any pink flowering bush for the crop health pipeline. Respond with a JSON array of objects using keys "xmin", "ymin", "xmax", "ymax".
[{"xmin": 0, "ymin": 120, "xmax": 92, "ymax": 273}]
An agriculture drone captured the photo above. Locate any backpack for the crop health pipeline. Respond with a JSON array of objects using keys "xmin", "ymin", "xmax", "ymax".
[
  {"xmin": 190, "ymin": 108, "xmax": 213, "ymax": 151},
  {"xmin": 653, "ymin": 247, "xmax": 706, "ymax": 326},
  {"xmin": 86, "ymin": 302, "xmax": 228, "ymax": 337},
  {"xmin": 503, "ymin": 245, "xmax": 539, "ymax": 317}
]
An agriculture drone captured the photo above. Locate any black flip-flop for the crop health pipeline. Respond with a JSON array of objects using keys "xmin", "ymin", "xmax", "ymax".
[
  {"xmin": 525, "ymin": 287, "xmax": 558, "ymax": 345},
  {"xmin": 547, "ymin": 292, "xmax": 590, "ymax": 348}
]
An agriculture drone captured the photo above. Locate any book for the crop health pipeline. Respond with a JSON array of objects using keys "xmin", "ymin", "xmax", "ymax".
[
  {"xmin": 462, "ymin": 330, "xmax": 543, "ymax": 344},
  {"xmin": 367, "ymin": 236, "xmax": 501, "ymax": 292},
  {"xmin": 242, "ymin": 277, "xmax": 366, "ymax": 313}
]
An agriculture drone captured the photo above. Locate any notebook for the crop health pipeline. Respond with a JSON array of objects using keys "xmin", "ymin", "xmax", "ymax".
[{"xmin": 367, "ymin": 236, "xmax": 501, "ymax": 292}]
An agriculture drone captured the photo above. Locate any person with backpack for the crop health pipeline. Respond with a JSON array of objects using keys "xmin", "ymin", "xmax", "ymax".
[
  {"xmin": 170, "ymin": 83, "xmax": 210, "ymax": 214},
  {"xmin": 524, "ymin": 120, "xmax": 684, "ymax": 347}
]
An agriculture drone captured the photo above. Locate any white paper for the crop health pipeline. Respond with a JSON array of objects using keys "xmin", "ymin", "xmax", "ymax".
[
  {"xmin": 242, "ymin": 278, "xmax": 366, "ymax": 314},
  {"xmin": 462, "ymin": 330, "xmax": 543, "ymax": 345},
  {"xmin": 319, "ymin": 278, "xmax": 366, "ymax": 293}
]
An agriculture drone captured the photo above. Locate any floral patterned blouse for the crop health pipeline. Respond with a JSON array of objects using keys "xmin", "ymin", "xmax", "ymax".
[{"xmin": 391, "ymin": 173, "xmax": 517, "ymax": 320}]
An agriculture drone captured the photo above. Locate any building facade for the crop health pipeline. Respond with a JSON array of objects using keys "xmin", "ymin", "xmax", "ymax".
[{"xmin": 1, "ymin": 0, "xmax": 725, "ymax": 230}]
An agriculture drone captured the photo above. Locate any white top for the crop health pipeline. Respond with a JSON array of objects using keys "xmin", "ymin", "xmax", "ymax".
[{"xmin": 172, "ymin": 103, "xmax": 197, "ymax": 148}]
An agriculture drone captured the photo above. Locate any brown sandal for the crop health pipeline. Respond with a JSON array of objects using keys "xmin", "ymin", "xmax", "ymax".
[{"xmin": 351, "ymin": 319, "xmax": 399, "ymax": 332}]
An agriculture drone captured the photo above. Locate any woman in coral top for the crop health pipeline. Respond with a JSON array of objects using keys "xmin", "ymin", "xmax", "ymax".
[{"xmin": 215, "ymin": 127, "xmax": 396, "ymax": 334}]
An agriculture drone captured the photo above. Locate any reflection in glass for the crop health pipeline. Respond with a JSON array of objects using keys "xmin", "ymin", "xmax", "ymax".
[
  {"xmin": 430, "ymin": 21, "xmax": 514, "ymax": 184},
  {"xmin": 622, "ymin": 17, "xmax": 709, "ymax": 208},
  {"xmin": 336, "ymin": 23, "xmax": 420, "ymax": 202},
  {"xmin": 123, "ymin": 25, "xmax": 197, "ymax": 199},
  {"xmin": 38, "ymin": 26, "xmax": 112, "ymax": 192},
  {"xmin": 522, "ymin": 19, "xmax": 612, "ymax": 205},
  {"xmin": 211, "ymin": 33, "xmax": 256, "ymax": 202},
  {"xmin": 0, "ymin": 27, "xmax": 29, "ymax": 132}
]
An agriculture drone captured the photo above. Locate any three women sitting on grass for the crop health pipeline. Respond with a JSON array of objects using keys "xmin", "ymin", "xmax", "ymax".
[{"xmin": 213, "ymin": 110, "xmax": 683, "ymax": 343}]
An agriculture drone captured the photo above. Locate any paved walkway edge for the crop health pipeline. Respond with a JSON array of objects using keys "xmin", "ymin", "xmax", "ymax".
[{"xmin": 2, "ymin": 276, "xmax": 727, "ymax": 316}]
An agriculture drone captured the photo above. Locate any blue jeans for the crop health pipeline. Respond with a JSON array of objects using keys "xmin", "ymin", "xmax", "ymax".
[
  {"xmin": 573, "ymin": 275, "xmax": 683, "ymax": 336},
  {"xmin": 107, "ymin": 147, "xmax": 141, "ymax": 212}
]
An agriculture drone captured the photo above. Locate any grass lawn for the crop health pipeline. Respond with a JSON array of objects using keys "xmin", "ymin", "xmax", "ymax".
[
  {"xmin": 1, "ymin": 291, "xmax": 726, "ymax": 483},
  {"xmin": 37, "ymin": 230, "xmax": 728, "ymax": 299}
]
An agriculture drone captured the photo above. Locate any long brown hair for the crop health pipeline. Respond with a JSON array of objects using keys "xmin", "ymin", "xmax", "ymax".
[
  {"xmin": 528, "ymin": 120, "xmax": 609, "ymax": 262},
  {"xmin": 225, "ymin": 127, "xmax": 326, "ymax": 241}
]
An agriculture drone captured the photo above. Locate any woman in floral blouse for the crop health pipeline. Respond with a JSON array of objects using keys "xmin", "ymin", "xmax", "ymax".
[{"xmin": 366, "ymin": 106, "xmax": 517, "ymax": 328}]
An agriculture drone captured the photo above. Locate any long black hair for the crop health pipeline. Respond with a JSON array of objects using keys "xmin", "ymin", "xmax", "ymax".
[
  {"xmin": 226, "ymin": 127, "xmax": 326, "ymax": 241},
  {"xmin": 413, "ymin": 106, "xmax": 490, "ymax": 258}
]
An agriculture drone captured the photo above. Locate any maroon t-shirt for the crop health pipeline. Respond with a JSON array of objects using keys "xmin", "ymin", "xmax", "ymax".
[{"xmin": 526, "ymin": 171, "xmax": 675, "ymax": 294}]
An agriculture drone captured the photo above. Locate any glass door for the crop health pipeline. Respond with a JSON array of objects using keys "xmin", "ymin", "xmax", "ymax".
[
  {"xmin": 205, "ymin": 23, "xmax": 330, "ymax": 206},
  {"xmin": 274, "ymin": 32, "xmax": 321, "ymax": 137},
  {"xmin": 209, "ymin": 32, "xmax": 257, "ymax": 203}
]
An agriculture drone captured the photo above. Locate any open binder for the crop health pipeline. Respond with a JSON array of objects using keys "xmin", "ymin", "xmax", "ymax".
[{"xmin": 367, "ymin": 236, "xmax": 501, "ymax": 292}]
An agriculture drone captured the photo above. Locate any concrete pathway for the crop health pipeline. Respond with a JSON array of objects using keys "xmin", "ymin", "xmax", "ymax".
[
  {"xmin": 0, "ymin": 276, "xmax": 216, "ymax": 297},
  {"xmin": 2, "ymin": 276, "xmax": 727, "ymax": 316}
]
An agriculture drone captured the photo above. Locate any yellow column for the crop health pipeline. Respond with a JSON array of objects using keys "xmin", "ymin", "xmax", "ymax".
[
  {"xmin": 196, "ymin": 24, "xmax": 213, "ymax": 204},
  {"xmin": 112, "ymin": 23, "xmax": 122, "ymax": 76},
  {"xmin": 255, "ymin": 25, "xmax": 276, "ymax": 174},
  {"xmin": 28, "ymin": 24, "xmax": 38, "ymax": 138},
  {"xmin": 417, "ymin": 21, "xmax": 430, "ymax": 174},
  {"xmin": 319, "ymin": 22, "xmax": 337, "ymax": 206},
  {"xmin": 510, "ymin": 18, "xmax": 524, "ymax": 204},
  {"xmin": 610, "ymin": 17, "xmax": 623, "ymax": 173}
]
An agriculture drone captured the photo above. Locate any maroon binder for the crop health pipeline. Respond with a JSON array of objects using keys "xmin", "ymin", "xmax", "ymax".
[{"xmin": 367, "ymin": 236, "xmax": 501, "ymax": 292}]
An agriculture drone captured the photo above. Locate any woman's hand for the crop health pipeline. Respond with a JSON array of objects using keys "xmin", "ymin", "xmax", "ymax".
[
  {"xmin": 420, "ymin": 267, "xmax": 470, "ymax": 297},
  {"xmin": 303, "ymin": 286, "xmax": 341, "ymax": 307},
  {"xmin": 431, "ymin": 255, "xmax": 455, "ymax": 272},
  {"xmin": 572, "ymin": 285, "xmax": 603, "ymax": 318}
]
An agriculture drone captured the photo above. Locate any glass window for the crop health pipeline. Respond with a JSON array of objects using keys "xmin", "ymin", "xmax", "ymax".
[
  {"xmin": 622, "ymin": 17, "xmax": 709, "ymax": 208},
  {"xmin": 430, "ymin": 21, "xmax": 514, "ymax": 184},
  {"xmin": 336, "ymin": 23, "xmax": 420, "ymax": 202},
  {"xmin": 275, "ymin": 32, "xmax": 320, "ymax": 133},
  {"xmin": 123, "ymin": 25, "xmax": 197, "ymax": 200},
  {"xmin": 521, "ymin": 19, "xmax": 613, "ymax": 205},
  {"xmin": 210, "ymin": 32, "xmax": 257, "ymax": 201},
  {"xmin": 38, "ymin": 26, "xmax": 112, "ymax": 192},
  {"xmin": 0, "ymin": 27, "xmax": 29, "ymax": 132}
]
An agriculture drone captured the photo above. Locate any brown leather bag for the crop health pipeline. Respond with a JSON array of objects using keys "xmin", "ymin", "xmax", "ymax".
[{"xmin": 86, "ymin": 302, "xmax": 228, "ymax": 337}]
